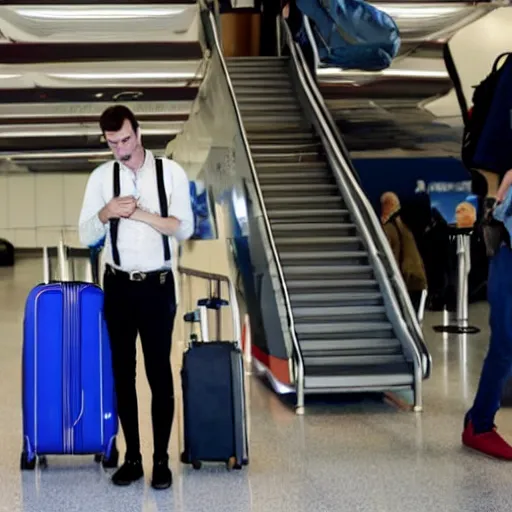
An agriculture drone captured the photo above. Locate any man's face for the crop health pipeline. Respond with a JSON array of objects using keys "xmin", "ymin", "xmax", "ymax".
[{"xmin": 104, "ymin": 118, "xmax": 141, "ymax": 163}]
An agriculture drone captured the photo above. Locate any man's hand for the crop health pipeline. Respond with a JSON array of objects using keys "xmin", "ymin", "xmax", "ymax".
[
  {"xmin": 496, "ymin": 169, "xmax": 512, "ymax": 203},
  {"xmin": 99, "ymin": 196, "xmax": 136, "ymax": 223}
]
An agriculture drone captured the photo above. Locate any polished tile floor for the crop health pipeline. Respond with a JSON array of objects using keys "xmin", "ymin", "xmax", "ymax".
[{"xmin": 1, "ymin": 257, "xmax": 512, "ymax": 512}]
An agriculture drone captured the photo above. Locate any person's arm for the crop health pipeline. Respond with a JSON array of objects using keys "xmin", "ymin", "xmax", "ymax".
[
  {"xmin": 78, "ymin": 168, "xmax": 109, "ymax": 247},
  {"xmin": 130, "ymin": 161, "xmax": 194, "ymax": 241},
  {"xmin": 496, "ymin": 168, "xmax": 512, "ymax": 202}
]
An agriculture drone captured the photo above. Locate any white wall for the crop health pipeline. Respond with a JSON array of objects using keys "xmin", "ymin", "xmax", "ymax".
[
  {"xmin": 0, "ymin": 173, "xmax": 87, "ymax": 248},
  {"xmin": 426, "ymin": 6, "xmax": 512, "ymax": 121}
]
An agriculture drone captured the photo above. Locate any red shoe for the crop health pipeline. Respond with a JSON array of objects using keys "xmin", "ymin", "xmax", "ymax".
[{"xmin": 462, "ymin": 421, "xmax": 512, "ymax": 460}]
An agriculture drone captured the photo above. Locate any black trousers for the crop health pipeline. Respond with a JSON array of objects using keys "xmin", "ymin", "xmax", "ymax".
[{"xmin": 103, "ymin": 266, "xmax": 177, "ymax": 461}]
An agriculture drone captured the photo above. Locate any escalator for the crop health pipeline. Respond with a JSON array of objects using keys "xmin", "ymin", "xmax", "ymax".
[
  {"xmin": 193, "ymin": 9, "xmax": 430, "ymax": 412},
  {"xmin": 224, "ymin": 55, "xmax": 426, "ymax": 406}
]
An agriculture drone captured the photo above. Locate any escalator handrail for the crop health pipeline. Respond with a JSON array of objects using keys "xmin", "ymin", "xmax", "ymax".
[
  {"xmin": 286, "ymin": 19, "xmax": 431, "ymax": 378},
  {"xmin": 282, "ymin": 20, "xmax": 426, "ymax": 383},
  {"xmin": 203, "ymin": 10, "xmax": 305, "ymax": 398}
]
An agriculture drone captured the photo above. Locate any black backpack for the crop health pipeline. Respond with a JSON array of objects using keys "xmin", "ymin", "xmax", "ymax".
[{"xmin": 461, "ymin": 52, "xmax": 512, "ymax": 170}]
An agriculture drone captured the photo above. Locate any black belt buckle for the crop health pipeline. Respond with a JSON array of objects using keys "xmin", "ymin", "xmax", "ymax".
[{"xmin": 129, "ymin": 271, "xmax": 146, "ymax": 282}]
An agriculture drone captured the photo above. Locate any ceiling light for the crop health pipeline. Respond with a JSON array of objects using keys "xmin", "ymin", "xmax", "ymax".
[{"xmin": 14, "ymin": 7, "xmax": 186, "ymax": 20}]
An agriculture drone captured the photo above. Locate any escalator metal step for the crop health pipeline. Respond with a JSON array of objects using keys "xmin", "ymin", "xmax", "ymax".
[
  {"xmin": 257, "ymin": 170, "xmax": 331, "ymax": 183},
  {"xmin": 236, "ymin": 96, "xmax": 299, "ymax": 105},
  {"xmin": 234, "ymin": 87, "xmax": 294, "ymax": 97},
  {"xmin": 227, "ymin": 60, "xmax": 288, "ymax": 71},
  {"xmin": 231, "ymin": 78, "xmax": 292, "ymax": 89},
  {"xmin": 304, "ymin": 354, "xmax": 406, "ymax": 367},
  {"xmin": 277, "ymin": 240, "xmax": 363, "ymax": 253},
  {"xmin": 291, "ymin": 291, "xmax": 383, "ymax": 307},
  {"xmin": 261, "ymin": 183, "xmax": 338, "ymax": 196},
  {"xmin": 227, "ymin": 56, "xmax": 288, "ymax": 64},
  {"xmin": 273, "ymin": 222, "xmax": 355, "ymax": 232},
  {"xmin": 294, "ymin": 305, "xmax": 387, "ymax": 322},
  {"xmin": 240, "ymin": 104, "xmax": 300, "ymax": 115},
  {"xmin": 287, "ymin": 278, "xmax": 378, "ymax": 291},
  {"xmin": 247, "ymin": 131, "xmax": 316, "ymax": 143},
  {"xmin": 283, "ymin": 265, "xmax": 373, "ymax": 278},
  {"xmin": 250, "ymin": 142, "xmax": 321, "ymax": 153},
  {"xmin": 268, "ymin": 208, "xmax": 350, "ymax": 222},
  {"xmin": 296, "ymin": 321, "xmax": 393, "ymax": 336},
  {"xmin": 231, "ymin": 75, "xmax": 292, "ymax": 86},
  {"xmin": 300, "ymin": 337, "xmax": 400, "ymax": 354},
  {"xmin": 265, "ymin": 196, "xmax": 343, "ymax": 209},
  {"xmin": 255, "ymin": 160, "xmax": 328, "ymax": 171},
  {"xmin": 253, "ymin": 153, "xmax": 323, "ymax": 164},
  {"xmin": 275, "ymin": 235, "xmax": 361, "ymax": 247},
  {"xmin": 227, "ymin": 60, "xmax": 289, "ymax": 71},
  {"xmin": 280, "ymin": 250, "xmax": 368, "ymax": 265},
  {"xmin": 242, "ymin": 113, "xmax": 305, "ymax": 125},
  {"xmin": 304, "ymin": 361, "xmax": 413, "ymax": 390},
  {"xmin": 275, "ymin": 224, "xmax": 356, "ymax": 238}
]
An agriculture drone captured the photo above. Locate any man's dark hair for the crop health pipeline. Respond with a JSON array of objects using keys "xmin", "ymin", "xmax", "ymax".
[{"xmin": 99, "ymin": 105, "xmax": 139, "ymax": 134}]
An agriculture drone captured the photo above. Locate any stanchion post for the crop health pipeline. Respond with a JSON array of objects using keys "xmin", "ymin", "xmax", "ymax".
[
  {"xmin": 433, "ymin": 228, "xmax": 480, "ymax": 335},
  {"xmin": 456, "ymin": 234, "xmax": 469, "ymax": 329}
]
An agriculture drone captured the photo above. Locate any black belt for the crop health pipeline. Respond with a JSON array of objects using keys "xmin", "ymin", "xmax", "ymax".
[{"xmin": 105, "ymin": 264, "xmax": 170, "ymax": 284}]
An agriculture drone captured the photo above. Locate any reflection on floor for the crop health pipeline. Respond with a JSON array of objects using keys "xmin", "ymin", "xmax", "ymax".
[{"xmin": 2, "ymin": 257, "xmax": 512, "ymax": 512}]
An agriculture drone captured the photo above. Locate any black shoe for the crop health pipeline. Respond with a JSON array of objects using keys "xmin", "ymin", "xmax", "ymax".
[
  {"xmin": 111, "ymin": 457, "xmax": 143, "ymax": 486},
  {"xmin": 151, "ymin": 458, "xmax": 172, "ymax": 490}
]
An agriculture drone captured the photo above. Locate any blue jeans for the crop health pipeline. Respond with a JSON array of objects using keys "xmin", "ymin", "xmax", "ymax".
[{"xmin": 468, "ymin": 245, "xmax": 512, "ymax": 432}]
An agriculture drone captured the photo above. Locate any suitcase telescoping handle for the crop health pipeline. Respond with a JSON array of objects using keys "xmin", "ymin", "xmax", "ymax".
[
  {"xmin": 178, "ymin": 266, "xmax": 242, "ymax": 349},
  {"xmin": 42, "ymin": 241, "xmax": 69, "ymax": 283},
  {"xmin": 43, "ymin": 240, "xmax": 100, "ymax": 285}
]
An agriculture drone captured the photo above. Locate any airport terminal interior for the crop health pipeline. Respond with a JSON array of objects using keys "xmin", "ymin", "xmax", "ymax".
[{"xmin": 1, "ymin": 1, "xmax": 512, "ymax": 511}]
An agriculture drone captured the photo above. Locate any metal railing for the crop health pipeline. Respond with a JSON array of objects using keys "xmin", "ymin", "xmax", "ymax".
[
  {"xmin": 285, "ymin": 18, "xmax": 431, "ymax": 380},
  {"xmin": 282, "ymin": 20, "xmax": 426, "ymax": 410},
  {"xmin": 202, "ymin": 9, "xmax": 306, "ymax": 413}
]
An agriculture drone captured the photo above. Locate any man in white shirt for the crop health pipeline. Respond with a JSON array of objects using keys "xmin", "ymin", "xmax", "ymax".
[{"xmin": 78, "ymin": 105, "xmax": 194, "ymax": 489}]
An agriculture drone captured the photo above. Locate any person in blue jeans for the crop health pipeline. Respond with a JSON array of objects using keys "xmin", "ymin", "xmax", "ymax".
[{"xmin": 463, "ymin": 169, "xmax": 512, "ymax": 459}]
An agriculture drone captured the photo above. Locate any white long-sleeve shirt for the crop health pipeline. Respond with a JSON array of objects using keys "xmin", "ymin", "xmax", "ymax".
[{"xmin": 78, "ymin": 150, "xmax": 194, "ymax": 272}]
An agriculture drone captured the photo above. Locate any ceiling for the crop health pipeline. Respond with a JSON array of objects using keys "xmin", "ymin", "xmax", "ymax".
[{"xmin": 0, "ymin": 2, "xmax": 205, "ymax": 173}]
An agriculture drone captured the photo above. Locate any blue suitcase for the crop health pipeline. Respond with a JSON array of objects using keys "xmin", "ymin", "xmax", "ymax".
[
  {"xmin": 21, "ymin": 281, "xmax": 119, "ymax": 470},
  {"xmin": 180, "ymin": 299, "xmax": 249, "ymax": 470}
]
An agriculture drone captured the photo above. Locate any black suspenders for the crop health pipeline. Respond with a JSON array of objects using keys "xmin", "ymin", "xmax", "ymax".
[
  {"xmin": 109, "ymin": 158, "xmax": 171, "ymax": 267},
  {"xmin": 110, "ymin": 162, "xmax": 121, "ymax": 266},
  {"xmin": 155, "ymin": 158, "xmax": 171, "ymax": 262}
]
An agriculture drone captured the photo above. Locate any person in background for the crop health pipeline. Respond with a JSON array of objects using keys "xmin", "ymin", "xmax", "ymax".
[
  {"xmin": 462, "ymin": 167, "xmax": 512, "ymax": 459},
  {"xmin": 78, "ymin": 105, "xmax": 194, "ymax": 489},
  {"xmin": 455, "ymin": 201, "xmax": 477, "ymax": 229},
  {"xmin": 380, "ymin": 192, "xmax": 427, "ymax": 314}
]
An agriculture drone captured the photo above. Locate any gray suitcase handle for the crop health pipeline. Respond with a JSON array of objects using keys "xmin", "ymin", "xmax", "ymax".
[{"xmin": 179, "ymin": 266, "xmax": 242, "ymax": 349}]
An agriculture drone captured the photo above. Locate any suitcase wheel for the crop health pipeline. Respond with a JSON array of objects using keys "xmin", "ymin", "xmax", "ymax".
[
  {"xmin": 20, "ymin": 451, "xmax": 36, "ymax": 471},
  {"xmin": 192, "ymin": 460, "xmax": 202, "ymax": 470},
  {"xmin": 226, "ymin": 456, "xmax": 237, "ymax": 471},
  {"xmin": 93, "ymin": 442, "xmax": 119, "ymax": 469},
  {"xmin": 101, "ymin": 444, "xmax": 119, "ymax": 469},
  {"xmin": 38, "ymin": 456, "xmax": 48, "ymax": 469}
]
